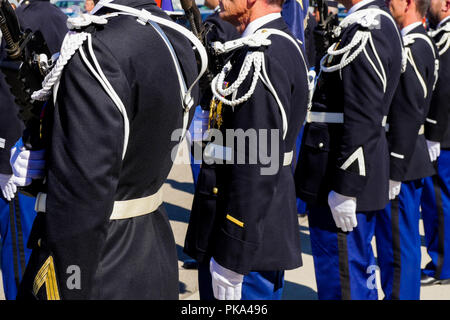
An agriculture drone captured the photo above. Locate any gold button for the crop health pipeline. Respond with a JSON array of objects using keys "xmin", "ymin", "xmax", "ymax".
[
  {"xmin": 319, "ymin": 142, "xmax": 324, "ymax": 148},
  {"xmin": 212, "ymin": 187, "xmax": 218, "ymax": 195},
  {"xmin": 37, "ymin": 239, "xmax": 41, "ymax": 247}
]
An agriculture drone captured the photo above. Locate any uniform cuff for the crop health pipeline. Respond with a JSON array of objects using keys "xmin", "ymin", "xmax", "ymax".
[
  {"xmin": 331, "ymin": 167, "xmax": 366, "ymax": 198},
  {"xmin": 213, "ymin": 228, "xmax": 259, "ymax": 275}
]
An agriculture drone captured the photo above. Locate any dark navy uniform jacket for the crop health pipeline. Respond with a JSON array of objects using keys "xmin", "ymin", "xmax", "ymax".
[
  {"xmin": 18, "ymin": 0, "xmax": 199, "ymax": 299},
  {"xmin": 184, "ymin": 17, "xmax": 309, "ymax": 275},
  {"xmin": 295, "ymin": 0, "xmax": 403, "ymax": 211},
  {"xmin": 0, "ymin": 0, "xmax": 67, "ymax": 174},
  {"xmin": 427, "ymin": 18, "xmax": 450, "ymax": 148},
  {"xmin": 388, "ymin": 24, "xmax": 437, "ymax": 181}
]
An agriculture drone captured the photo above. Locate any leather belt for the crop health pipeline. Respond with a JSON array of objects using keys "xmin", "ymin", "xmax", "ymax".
[{"xmin": 35, "ymin": 188, "xmax": 164, "ymax": 220}]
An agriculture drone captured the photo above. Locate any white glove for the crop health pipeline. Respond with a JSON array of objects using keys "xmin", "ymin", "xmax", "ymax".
[
  {"xmin": 389, "ymin": 180, "xmax": 401, "ymax": 200},
  {"xmin": 10, "ymin": 139, "xmax": 45, "ymax": 187},
  {"xmin": 210, "ymin": 257, "xmax": 244, "ymax": 300},
  {"xmin": 0, "ymin": 174, "xmax": 17, "ymax": 201},
  {"xmin": 426, "ymin": 140, "xmax": 441, "ymax": 162},
  {"xmin": 328, "ymin": 190, "xmax": 358, "ymax": 232}
]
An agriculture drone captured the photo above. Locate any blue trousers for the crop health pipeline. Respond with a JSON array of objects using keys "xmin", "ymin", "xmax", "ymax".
[
  {"xmin": 308, "ymin": 205, "xmax": 378, "ymax": 300},
  {"xmin": 375, "ymin": 180, "xmax": 423, "ymax": 300},
  {"xmin": 198, "ymin": 262, "xmax": 285, "ymax": 300},
  {"xmin": 421, "ymin": 149, "xmax": 450, "ymax": 280},
  {"xmin": 0, "ymin": 193, "xmax": 36, "ymax": 300}
]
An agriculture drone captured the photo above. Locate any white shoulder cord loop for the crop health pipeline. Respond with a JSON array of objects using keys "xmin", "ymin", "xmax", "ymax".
[
  {"xmin": 320, "ymin": 30, "xmax": 370, "ymax": 73},
  {"xmin": 210, "ymin": 28, "xmax": 310, "ymax": 140},
  {"xmin": 33, "ymin": 30, "xmax": 131, "ymax": 159},
  {"xmin": 101, "ymin": 3, "xmax": 208, "ymax": 110},
  {"xmin": 437, "ymin": 33, "xmax": 450, "ymax": 56},
  {"xmin": 210, "ymin": 52, "xmax": 264, "ymax": 108},
  {"xmin": 79, "ymin": 33, "xmax": 131, "ymax": 159},
  {"xmin": 429, "ymin": 24, "xmax": 450, "ymax": 56},
  {"xmin": 32, "ymin": 2, "xmax": 208, "ymax": 153},
  {"xmin": 32, "ymin": 32, "xmax": 89, "ymax": 101}
]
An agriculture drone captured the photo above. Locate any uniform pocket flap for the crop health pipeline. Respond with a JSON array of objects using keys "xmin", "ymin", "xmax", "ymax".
[{"xmin": 303, "ymin": 123, "xmax": 330, "ymax": 151}]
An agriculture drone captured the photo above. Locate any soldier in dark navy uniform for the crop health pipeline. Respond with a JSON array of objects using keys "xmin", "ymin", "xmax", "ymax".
[
  {"xmin": 420, "ymin": 0, "xmax": 450, "ymax": 286},
  {"xmin": 184, "ymin": 0, "xmax": 310, "ymax": 300},
  {"xmin": 373, "ymin": 0, "xmax": 438, "ymax": 300},
  {"xmin": 0, "ymin": 0, "xmax": 67, "ymax": 299},
  {"xmin": 294, "ymin": 0, "xmax": 403, "ymax": 299},
  {"xmin": 10, "ymin": 0, "xmax": 202, "ymax": 299}
]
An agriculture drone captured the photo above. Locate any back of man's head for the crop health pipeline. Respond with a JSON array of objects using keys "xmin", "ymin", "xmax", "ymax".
[{"xmin": 415, "ymin": 0, "xmax": 430, "ymax": 17}]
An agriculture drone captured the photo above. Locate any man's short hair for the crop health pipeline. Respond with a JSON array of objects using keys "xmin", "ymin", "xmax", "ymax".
[{"xmin": 415, "ymin": 0, "xmax": 430, "ymax": 17}]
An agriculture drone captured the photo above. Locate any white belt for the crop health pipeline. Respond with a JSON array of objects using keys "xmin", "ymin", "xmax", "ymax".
[
  {"xmin": 35, "ymin": 188, "xmax": 164, "ymax": 220},
  {"xmin": 307, "ymin": 111, "xmax": 387, "ymax": 127},
  {"xmin": 385, "ymin": 124, "xmax": 424, "ymax": 135}
]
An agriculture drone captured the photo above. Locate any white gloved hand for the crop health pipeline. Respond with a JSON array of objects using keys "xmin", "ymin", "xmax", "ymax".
[
  {"xmin": 0, "ymin": 173, "xmax": 17, "ymax": 201},
  {"xmin": 328, "ymin": 190, "xmax": 358, "ymax": 232},
  {"xmin": 426, "ymin": 140, "xmax": 441, "ymax": 162},
  {"xmin": 210, "ymin": 257, "xmax": 244, "ymax": 300},
  {"xmin": 10, "ymin": 139, "xmax": 45, "ymax": 187},
  {"xmin": 389, "ymin": 180, "xmax": 402, "ymax": 200}
]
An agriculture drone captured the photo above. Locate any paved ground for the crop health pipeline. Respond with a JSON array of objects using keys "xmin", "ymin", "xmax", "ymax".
[
  {"xmin": 0, "ymin": 140, "xmax": 449, "ymax": 300},
  {"xmin": 168, "ymin": 141, "xmax": 450, "ymax": 300}
]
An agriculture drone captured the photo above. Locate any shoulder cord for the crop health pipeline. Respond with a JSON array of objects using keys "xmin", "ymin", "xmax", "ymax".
[
  {"xmin": 320, "ymin": 8, "xmax": 406, "ymax": 93},
  {"xmin": 31, "ymin": 4, "xmax": 208, "ymax": 157},
  {"xmin": 210, "ymin": 28, "xmax": 311, "ymax": 140},
  {"xmin": 429, "ymin": 24, "xmax": 450, "ymax": 56},
  {"xmin": 403, "ymin": 33, "xmax": 439, "ymax": 98}
]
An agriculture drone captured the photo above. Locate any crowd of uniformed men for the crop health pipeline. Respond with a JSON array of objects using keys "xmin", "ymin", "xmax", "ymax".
[{"xmin": 0, "ymin": 0, "xmax": 448, "ymax": 300}]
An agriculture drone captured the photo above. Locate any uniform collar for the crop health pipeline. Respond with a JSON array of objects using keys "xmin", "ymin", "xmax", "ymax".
[
  {"xmin": 401, "ymin": 21, "xmax": 423, "ymax": 36},
  {"xmin": 347, "ymin": 0, "xmax": 376, "ymax": 16},
  {"xmin": 241, "ymin": 12, "xmax": 281, "ymax": 38}
]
